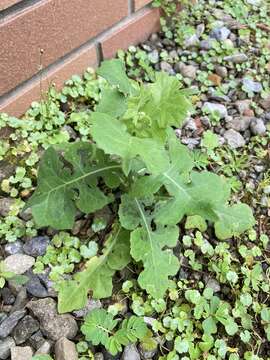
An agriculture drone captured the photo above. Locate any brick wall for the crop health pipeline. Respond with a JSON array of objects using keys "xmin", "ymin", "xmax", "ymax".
[{"xmin": 0, "ymin": 0, "xmax": 160, "ymax": 116}]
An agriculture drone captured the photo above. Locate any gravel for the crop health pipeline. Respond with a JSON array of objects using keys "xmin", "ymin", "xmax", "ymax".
[
  {"xmin": 0, "ymin": 310, "xmax": 26, "ymax": 339},
  {"xmin": 12, "ymin": 315, "xmax": 39, "ymax": 345},
  {"xmin": 27, "ymin": 298, "xmax": 78, "ymax": 341},
  {"xmin": 224, "ymin": 129, "xmax": 246, "ymax": 148},
  {"xmin": 55, "ymin": 337, "xmax": 78, "ymax": 360},
  {"xmin": 23, "ymin": 236, "xmax": 50, "ymax": 257},
  {"xmin": 121, "ymin": 344, "xmax": 140, "ymax": 360},
  {"xmin": 0, "ymin": 337, "xmax": 15, "ymax": 360},
  {"xmin": 4, "ymin": 255, "xmax": 35, "ymax": 275},
  {"xmin": 250, "ymin": 118, "xmax": 266, "ymax": 135}
]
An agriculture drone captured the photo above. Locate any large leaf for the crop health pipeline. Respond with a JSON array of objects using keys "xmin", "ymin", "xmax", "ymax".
[
  {"xmin": 131, "ymin": 132, "xmax": 255, "ymax": 239},
  {"xmin": 57, "ymin": 226, "xmax": 131, "ymax": 313},
  {"xmin": 90, "ymin": 112, "xmax": 169, "ymax": 175},
  {"xmin": 97, "ymin": 59, "xmax": 132, "ymax": 94},
  {"xmin": 27, "ymin": 142, "xmax": 121, "ymax": 229},
  {"xmin": 96, "ymin": 88, "xmax": 127, "ymax": 118},
  {"xmin": 119, "ymin": 196, "xmax": 179, "ymax": 299}
]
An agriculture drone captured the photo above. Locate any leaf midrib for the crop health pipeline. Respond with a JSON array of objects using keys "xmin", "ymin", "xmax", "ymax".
[{"xmin": 45, "ymin": 165, "xmax": 121, "ymax": 195}]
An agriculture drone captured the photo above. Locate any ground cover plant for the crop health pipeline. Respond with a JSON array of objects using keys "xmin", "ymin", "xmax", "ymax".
[{"xmin": 0, "ymin": 0, "xmax": 269, "ymax": 359}]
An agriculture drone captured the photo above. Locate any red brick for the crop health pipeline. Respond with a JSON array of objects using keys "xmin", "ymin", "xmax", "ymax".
[
  {"xmin": 0, "ymin": 0, "xmax": 128, "ymax": 96},
  {"xmin": 101, "ymin": 7, "xmax": 160, "ymax": 59},
  {"xmin": 0, "ymin": 0, "xmax": 22, "ymax": 11},
  {"xmin": 0, "ymin": 44, "xmax": 98, "ymax": 117},
  {"xmin": 134, "ymin": 0, "xmax": 153, "ymax": 11}
]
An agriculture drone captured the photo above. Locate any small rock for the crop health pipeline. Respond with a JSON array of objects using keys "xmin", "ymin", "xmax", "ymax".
[
  {"xmin": 0, "ymin": 288, "xmax": 15, "ymax": 305},
  {"xmin": 242, "ymin": 78, "xmax": 262, "ymax": 93},
  {"xmin": 226, "ymin": 116, "xmax": 252, "ymax": 132},
  {"xmin": 184, "ymin": 118, "xmax": 197, "ymax": 131},
  {"xmin": 224, "ymin": 53, "xmax": 248, "ymax": 63},
  {"xmin": 202, "ymin": 102, "xmax": 228, "ymax": 118},
  {"xmin": 4, "ymin": 242, "xmax": 24, "ymax": 256},
  {"xmin": 72, "ymin": 299, "xmax": 102, "ymax": 318},
  {"xmin": 122, "ymin": 344, "xmax": 140, "ymax": 360},
  {"xmin": 184, "ymin": 34, "xmax": 200, "ymax": 48},
  {"xmin": 11, "ymin": 346, "xmax": 33, "ymax": 360},
  {"xmin": 199, "ymin": 39, "xmax": 213, "ymax": 50},
  {"xmin": 235, "ymin": 99, "xmax": 252, "ymax": 114},
  {"xmin": 55, "ymin": 337, "xmax": 78, "ymax": 360},
  {"xmin": 13, "ymin": 315, "xmax": 39, "ymax": 345},
  {"xmin": 26, "ymin": 271, "xmax": 49, "ymax": 298},
  {"xmin": 208, "ymin": 73, "xmax": 222, "ymax": 86},
  {"xmin": 0, "ymin": 310, "xmax": 26, "ymax": 338},
  {"xmin": 177, "ymin": 63, "xmax": 197, "ymax": 79},
  {"xmin": 0, "ymin": 198, "xmax": 15, "ymax": 217},
  {"xmin": 160, "ymin": 61, "xmax": 174, "ymax": 74},
  {"xmin": 196, "ymin": 23, "xmax": 205, "ymax": 37},
  {"xmin": 37, "ymin": 270, "xmax": 57, "ymax": 298},
  {"xmin": 206, "ymin": 278, "xmax": 221, "ymax": 293},
  {"xmin": 143, "ymin": 317, "xmax": 156, "ymax": 327},
  {"xmin": 224, "ymin": 129, "xmax": 245, "ymax": 148},
  {"xmin": 148, "ymin": 50, "xmax": 159, "ymax": 64},
  {"xmin": 181, "ymin": 137, "xmax": 200, "ymax": 149},
  {"xmin": 4, "ymin": 255, "xmax": 35, "ymax": 275},
  {"xmin": 23, "ymin": 236, "xmax": 50, "ymax": 257},
  {"xmin": 214, "ymin": 65, "xmax": 228, "ymax": 78},
  {"xmin": 260, "ymin": 95, "xmax": 270, "ymax": 110},
  {"xmin": 10, "ymin": 288, "xmax": 28, "ymax": 313},
  {"xmin": 138, "ymin": 343, "xmax": 158, "ymax": 359},
  {"xmin": 0, "ymin": 337, "xmax": 15, "ymax": 360},
  {"xmin": 250, "ymin": 118, "xmax": 266, "ymax": 135},
  {"xmin": 210, "ymin": 26, "xmax": 230, "ymax": 41},
  {"xmin": 29, "ymin": 331, "xmax": 46, "ymax": 350},
  {"xmin": 35, "ymin": 340, "xmax": 51, "ymax": 355},
  {"xmin": 27, "ymin": 298, "xmax": 78, "ymax": 341},
  {"xmin": 0, "ymin": 315, "xmax": 7, "ymax": 324},
  {"xmin": 94, "ymin": 353, "xmax": 104, "ymax": 360}
]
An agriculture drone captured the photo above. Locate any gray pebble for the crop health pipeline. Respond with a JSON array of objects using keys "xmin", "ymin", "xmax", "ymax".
[
  {"xmin": 224, "ymin": 129, "xmax": 246, "ymax": 148},
  {"xmin": 121, "ymin": 344, "xmax": 140, "ymax": 360},
  {"xmin": 1, "ymin": 288, "xmax": 15, "ymax": 306},
  {"xmin": 202, "ymin": 102, "xmax": 228, "ymax": 118},
  {"xmin": 11, "ymin": 346, "xmax": 33, "ymax": 360},
  {"xmin": 55, "ymin": 337, "xmax": 78, "ymax": 360},
  {"xmin": 72, "ymin": 299, "xmax": 102, "ymax": 318},
  {"xmin": 0, "ymin": 310, "xmax": 26, "ymax": 339},
  {"xmin": 0, "ymin": 337, "xmax": 15, "ymax": 360},
  {"xmin": 242, "ymin": 78, "xmax": 262, "ymax": 93},
  {"xmin": 13, "ymin": 315, "xmax": 39, "ymax": 345},
  {"xmin": 210, "ymin": 26, "xmax": 230, "ymax": 41},
  {"xmin": 224, "ymin": 53, "xmax": 248, "ymax": 63},
  {"xmin": 26, "ymin": 272, "xmax": 49, "ymax": 298},
  {"xmin": 23, "ymin": 236, "xmax": 50, "ymax": 257},
  {"xmin": 226, "ymin": 116, "xmax": 252, "ymax": 132},
  {"xmin": 4, "ymin": 242, "xmax": 24, "ymax": 256},
  {"xmin": 4, "ymin": 255, "xmax": 35, "ymax": 275},
  {"xmin": 250, "ymin": 118, "xmax": 266, "ymax": 135},
  {"xmin": 27, "ymin": 298, "xmax": 78, "ymax": 341}
]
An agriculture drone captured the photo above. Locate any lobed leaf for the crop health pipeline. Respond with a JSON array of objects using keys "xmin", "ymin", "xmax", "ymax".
[
  {"xmin": 57, "ymin": 226, "xmax": 130, "ymax": 313},
  {"xmin": 119, "ymin": 196, "xmax": 179, "ymax": 299},
  {"xmin": 27, "ymin": 142, "xmax": 121, "ymax": 229}
]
